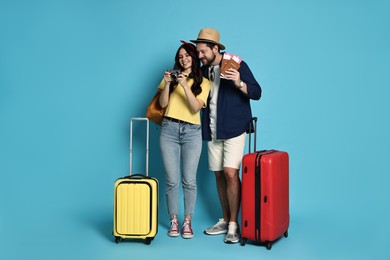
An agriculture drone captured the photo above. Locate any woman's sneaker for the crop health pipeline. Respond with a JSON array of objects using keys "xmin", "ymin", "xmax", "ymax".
[
  {"xmin": 224, "ymin": 222, "xmax": 240, "ymax": 243},
  {"xmin": 182, "ymin": 220, "xmax": 194, "ymax": 239},
  {"xmin": 204, "ymin": 218, "xmax": 228, "ymax": 235},
  {"xmin": 168, "ymin": 218, "xmax": 179, "ymax": 237}
]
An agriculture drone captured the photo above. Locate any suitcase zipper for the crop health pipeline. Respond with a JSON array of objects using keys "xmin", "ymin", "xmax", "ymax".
[
  {"xmin": 255, "ymin": 153, "xmax": 261, "ymax": 241},
  {"xmin": 254, "ymin": 150, "xmax": 277, "ymax": 241}
]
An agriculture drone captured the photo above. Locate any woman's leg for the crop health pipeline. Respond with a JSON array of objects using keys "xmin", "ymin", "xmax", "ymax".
[
  {"xmin": 160, "ymin": 119, "xmax": 181, "ymax": 216},
  {"xmin": 181, "ymin": 123, "xmax": 202, "ymax": 219}
]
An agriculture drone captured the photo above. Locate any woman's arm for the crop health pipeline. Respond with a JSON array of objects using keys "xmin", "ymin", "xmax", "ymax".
[
  {"xmin": 177, "ymin": 74, "xmax": 204, "ymax": 113},
  {"xmin": 159, "ymin": 71, "xmax": 173, "ymax": 108}
]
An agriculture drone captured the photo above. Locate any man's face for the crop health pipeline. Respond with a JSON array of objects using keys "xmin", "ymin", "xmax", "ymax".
[{"xmin": 196, "ymin": 43, "xmax": 216, "ymax": 66}]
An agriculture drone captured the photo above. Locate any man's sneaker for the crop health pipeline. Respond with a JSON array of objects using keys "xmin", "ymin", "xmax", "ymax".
[
  {"xmin": 204, "ymin": 218, "xmax": 228, "ymax": 235},
  {"xmin": 168, "ymin": 218, "xmax": 179, "ymax": 237},
  {"xmin": 182, "ymin": 220, "xmax": 194, "ymax": 239},
  {"xmin": 224, "ymin": 222, "xmax": 240, "ymax": 243}
]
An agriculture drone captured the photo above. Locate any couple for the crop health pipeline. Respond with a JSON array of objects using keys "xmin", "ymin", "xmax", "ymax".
[{"xmin": 157, "ymin": 28, "xmax": 262, "ymax": 243}]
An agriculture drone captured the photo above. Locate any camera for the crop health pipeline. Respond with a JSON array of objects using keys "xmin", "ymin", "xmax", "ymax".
[{"xmin": 170, "ymin": 69, "xmax": 181, "ymax": 81}]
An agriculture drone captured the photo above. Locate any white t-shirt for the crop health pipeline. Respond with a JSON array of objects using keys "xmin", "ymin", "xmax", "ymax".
[{"xmin": 209, "ymin": 65, "xmax": 221, "ymax": 138}]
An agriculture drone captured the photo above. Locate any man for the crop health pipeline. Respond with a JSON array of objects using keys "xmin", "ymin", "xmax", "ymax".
[{"xmin": 191, "ymin": 28, "xmax": 261, "ymax": 244}]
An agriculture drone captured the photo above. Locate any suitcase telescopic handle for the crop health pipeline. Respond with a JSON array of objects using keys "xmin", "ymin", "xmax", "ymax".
[
  {"xmin": 248, "ymin": 117, "xmax": 257, "ymax": 153},
  {"xmin": 129, "ymin": 117, "xmax": 149, "ymax": 176}
]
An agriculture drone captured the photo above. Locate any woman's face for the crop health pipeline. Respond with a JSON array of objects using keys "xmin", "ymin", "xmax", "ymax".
[{"xmin": 178, "ymin": 48, "xmax": 192, "ymax": 72}]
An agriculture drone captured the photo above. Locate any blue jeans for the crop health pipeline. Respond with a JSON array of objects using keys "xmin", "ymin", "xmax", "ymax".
[{"xmin": 159, "ymin": 118, "xmax": 202, "ymax": 216}]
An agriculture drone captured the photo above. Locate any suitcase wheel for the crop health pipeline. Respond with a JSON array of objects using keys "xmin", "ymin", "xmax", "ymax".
[
  {"xmin": 266, "ymin": 241, "xmax": 272, "ymax": 250},
  {"xmin": 115, "ymin": 236, "xmax": 122, "ymax": 244},
  {"xmin": 284, "ymin": 230, "xmax": 288, "ymax": 238},
  {"xmin": 145, "ymin": 238, "xmax": 152, "ymax": 245},
  {"xmin": 240, "ymin": 238, "xmax": 247, "ymax": 246}
]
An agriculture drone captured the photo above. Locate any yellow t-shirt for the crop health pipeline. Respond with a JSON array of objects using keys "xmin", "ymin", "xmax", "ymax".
[{"xmin": 157, "ymin": 77, "xmax": 211, "ymax": 125}]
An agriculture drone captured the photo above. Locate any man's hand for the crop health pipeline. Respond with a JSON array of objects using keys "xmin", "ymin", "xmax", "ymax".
[{"xmin": 224, "ymin": 68, "xmax": 241, "ymax": 87}]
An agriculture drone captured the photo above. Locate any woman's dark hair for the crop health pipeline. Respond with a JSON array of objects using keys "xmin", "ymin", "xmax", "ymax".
[{"xmin": 169, "ymin": 43, "xmax": 203, "ymax": 96}]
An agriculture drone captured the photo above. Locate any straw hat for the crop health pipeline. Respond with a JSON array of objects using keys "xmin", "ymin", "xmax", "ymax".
[{"xmin": 190, "ymin": 28, "xmax": 225, "ymax": 50}]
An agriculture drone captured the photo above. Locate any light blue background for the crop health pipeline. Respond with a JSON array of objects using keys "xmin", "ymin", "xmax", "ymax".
[{"xmin": 1, "ymin": 0, "xmax": 389, "ymax": 259}]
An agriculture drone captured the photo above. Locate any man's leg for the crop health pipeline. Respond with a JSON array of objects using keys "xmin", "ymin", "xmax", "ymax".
[
  {"xmin": 222, "ymin": 133, "xmax": 246, "ymax": 243},
  {"xmin": 223, "ymin": 167, "xmax": 241, "ymax": 243},
  {"xmin": 215, "ymin": 170, "xmax": 230, "ymax": 221},
  {"xmin": 223, "ymin": 167, "xmax": 241, "ymax": 223},
  {"xmin": 203, "ymin": 170, "xmax": 230, "ymax": 235}
]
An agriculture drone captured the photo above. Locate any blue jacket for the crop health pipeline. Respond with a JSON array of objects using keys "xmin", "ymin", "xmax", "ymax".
[{"xmin": 201, "ymin": 59, "xmax": 261, "ymax": 141}]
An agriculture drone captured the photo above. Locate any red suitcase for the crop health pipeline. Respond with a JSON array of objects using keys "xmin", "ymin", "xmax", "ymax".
[{"xmin": 241, "ymin": 117, "xmax": 289, "ymax": 250}]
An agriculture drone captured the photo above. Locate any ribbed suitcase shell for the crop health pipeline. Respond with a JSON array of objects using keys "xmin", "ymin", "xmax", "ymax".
[
  {"xmin": 241, "ymin": 150, "xmax": 289, "ymax": 250},
  {"xmin": 113, "ymin": 175, "xmax": 158, "ymax": 241}
]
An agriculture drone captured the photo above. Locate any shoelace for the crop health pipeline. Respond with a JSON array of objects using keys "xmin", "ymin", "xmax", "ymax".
[
  {"xmin": 227, "ymin": 223, "xmax": 238, "ymax": 234},
  {"xmin": 182, "ymin": 221, "xmax": 192, "ymax": 233},
  {"xmin": 170, "ymin": 219, "xmax": 179, "ymax": 231},
  {"xmin": 214, "ymin": 218, "xmax": 226, "ymax": 228}
]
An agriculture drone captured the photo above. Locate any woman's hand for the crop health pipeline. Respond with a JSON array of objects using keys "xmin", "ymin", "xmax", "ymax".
[
  {"xmin": 163, "ymin": 70, "xmax": 173, "ymax": 84},
  {"xmin": 177, "ymin": 73, "xmax": 189, "ymax": 89}
]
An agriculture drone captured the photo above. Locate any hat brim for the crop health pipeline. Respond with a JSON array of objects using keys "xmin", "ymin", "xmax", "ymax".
[{"xmin": 190, "ymin": 39, "xmax": 225, "ymax": 50}]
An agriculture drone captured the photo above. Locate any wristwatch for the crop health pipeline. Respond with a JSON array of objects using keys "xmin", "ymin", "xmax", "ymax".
[{"xmin": 237, "ymin": 81, "xmax": 244, "ymax": 89}]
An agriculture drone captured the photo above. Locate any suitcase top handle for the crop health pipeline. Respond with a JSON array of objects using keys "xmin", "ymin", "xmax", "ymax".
[
  {"xmin": 130, "ymin": 117, "xmax": 149, "ymax": 176},
  {"xmin": 248, "ymin": 117, "xmax": 258, "ymax": 153}
]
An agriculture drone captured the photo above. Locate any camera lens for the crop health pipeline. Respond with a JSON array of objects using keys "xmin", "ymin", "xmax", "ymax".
[{"xmin": 170, "ymin": 69, "xmax": 180, "ymax": 80}]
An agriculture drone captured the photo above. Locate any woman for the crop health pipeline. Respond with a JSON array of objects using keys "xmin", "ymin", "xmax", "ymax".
[{"xmin": 158, "ymin": 41, "xmax": 210, "ymax": 239}]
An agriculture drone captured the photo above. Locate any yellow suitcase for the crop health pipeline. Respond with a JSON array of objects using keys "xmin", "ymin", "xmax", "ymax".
[{"xmin": 113, "ymin": 118, "xmax": 158, "ymax": 244}]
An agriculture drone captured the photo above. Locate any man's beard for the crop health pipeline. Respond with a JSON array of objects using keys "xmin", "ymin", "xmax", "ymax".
[{"xmin": 202, "ymin": 53, "xmax": 216, "ymax": 66}]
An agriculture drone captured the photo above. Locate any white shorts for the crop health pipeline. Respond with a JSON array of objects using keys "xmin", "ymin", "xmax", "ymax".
[{"xmin": 207, "ymin": 132, "xmax": 247, "ymax": 171}]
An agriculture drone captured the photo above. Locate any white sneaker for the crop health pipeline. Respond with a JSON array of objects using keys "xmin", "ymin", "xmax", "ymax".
[
  {"xmin": 224, "ymin": 222, "xmax": 240, "ymax": 243},
  {"xmin": 204, "ymin": 218, "xmax": 228, "ymax": 235}
]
